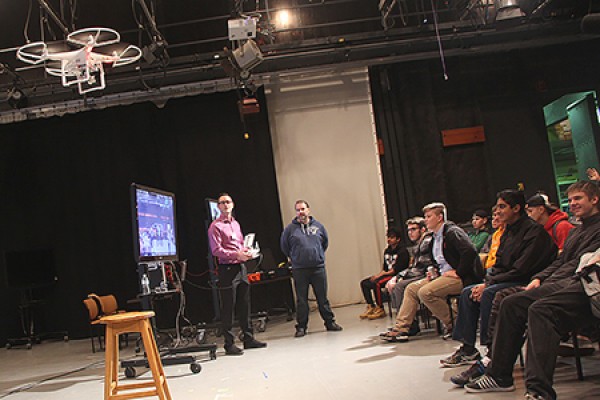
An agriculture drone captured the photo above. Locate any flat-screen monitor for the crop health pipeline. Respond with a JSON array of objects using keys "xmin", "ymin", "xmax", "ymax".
[
  {"xmin": 3, "ymin": 248, "xmax": 58, "ymax": 289},
  {"xmin": 205, "ymin": 198, "xmax": 221, "ymax": 221},
  {"xmin": 131, "ymin": 183, "xmax": 178, "ymax": 262}
]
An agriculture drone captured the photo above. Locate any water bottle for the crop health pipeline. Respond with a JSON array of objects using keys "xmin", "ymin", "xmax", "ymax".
[{"xmin": 141, "ymin": 273, "xmax": 151, "ymax": 295}]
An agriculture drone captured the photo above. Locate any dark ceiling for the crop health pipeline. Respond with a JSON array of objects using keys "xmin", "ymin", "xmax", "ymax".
[{"xmin": 0, "ymin": 0, "xmax": 598, "ymax": 116}]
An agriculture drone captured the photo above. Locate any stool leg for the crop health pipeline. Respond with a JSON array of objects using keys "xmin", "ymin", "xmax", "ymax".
[
  {"xmin": 104, "ymin": 326, "xmax": 119, "ymax": 400},
  {"xmin": 140, "ymin": 321, "xmax": 172, "ymax": 400}
]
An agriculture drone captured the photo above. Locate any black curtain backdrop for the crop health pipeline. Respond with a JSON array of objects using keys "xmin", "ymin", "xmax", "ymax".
[
  {"xmin": 370, "ymin": 38, "xmax": 600, "ymax": 226},
  {"xmin": 0, "ymin": 89, "xmax": 285, "ymax": 345}
]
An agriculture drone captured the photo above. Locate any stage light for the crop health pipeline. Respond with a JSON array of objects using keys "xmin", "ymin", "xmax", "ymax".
[
  {"xmin": 231, "ymin": 39, "xmax": 264, "ymax": 71},
  {"xmin": 142, "ymin": 40, "xmax": 168, "ymax": 65},
  {"xmin": 496, "ymin": 0, "xmax": 525, "ymax": 21},
  {"xmin": 275, "ymin": 10, "xmax": 292, "ymax": 28},
  {"xmin": 7, "ymin": 87, "xmax": 28, "ymax": 109},
  {"xmin": 239, "ymin": 97, "xmax": 260, "ymax": 115},
  {"xmin": 228, "ymin": 17, "xmax": 258, "ymax": 40}
]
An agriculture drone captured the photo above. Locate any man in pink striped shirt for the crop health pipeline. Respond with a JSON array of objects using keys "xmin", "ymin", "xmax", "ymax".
[{"xmin": 208, "ymin": 193, "xmax": 266, "ymax": 355}]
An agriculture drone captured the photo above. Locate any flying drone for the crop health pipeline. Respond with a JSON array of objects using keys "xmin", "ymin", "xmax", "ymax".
[{"xmin": 17, "ymin": 27, "xmax": 142, "ymax": 95}]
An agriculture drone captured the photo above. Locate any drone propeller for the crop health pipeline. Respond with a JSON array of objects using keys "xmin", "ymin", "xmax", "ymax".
[
  {"xmin": 17, "ymin": 41, "xmax": 75, "ymax": 64},
  {"xmin": 114, "ymin": 45, "xmax": 143, "ymax": 66},
  {"xmin": 91, "ymin": 44, "xmax": 142, "ymax": 66},
  {"xmin": 67, "ymin": 27, "xmax": 120, "ymax": 47},
  {"xmin": 17, "ymin": 42, "xmax": 48, "ymax": 64}
]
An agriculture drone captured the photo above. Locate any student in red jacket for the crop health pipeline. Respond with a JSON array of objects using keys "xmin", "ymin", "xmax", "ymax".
[{"xmin": 526, "ymin": 193, "xmax": 574, "ymax": 251}]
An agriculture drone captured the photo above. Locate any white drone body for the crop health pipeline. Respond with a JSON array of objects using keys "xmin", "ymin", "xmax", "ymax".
[{"xmin": 17, "ymin": 27, "xmax": 142, "ymax": 95}]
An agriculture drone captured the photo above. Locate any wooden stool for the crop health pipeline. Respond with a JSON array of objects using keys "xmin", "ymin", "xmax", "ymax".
[{"xmin": 98, "ymin": 311, "xmax": 172, "ymax": 400}]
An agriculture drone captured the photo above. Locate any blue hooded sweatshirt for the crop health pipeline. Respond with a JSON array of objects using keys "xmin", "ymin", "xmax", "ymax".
[{"xmin": 280, "ymin": 216, "xmax": 328, "ymax": 269}]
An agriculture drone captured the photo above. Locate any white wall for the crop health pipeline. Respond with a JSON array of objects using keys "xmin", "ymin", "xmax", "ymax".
[{"xmin": 266, "ymin": 67, "xmax": 386, "ymax": 305}]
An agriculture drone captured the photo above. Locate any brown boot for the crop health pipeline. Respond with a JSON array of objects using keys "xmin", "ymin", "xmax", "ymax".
[
  {"xmin": 359, "ymin": 305, "xmax": 375, "ymax": 319},
  {"xmin": 368, "ymin": 306, "xmax": 386, "ymax": 319}
]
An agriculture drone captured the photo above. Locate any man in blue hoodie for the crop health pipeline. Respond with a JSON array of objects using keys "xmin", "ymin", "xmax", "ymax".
[{"xmin": 281, "ymin": 200, "xmax": 343, "ymax": 338}]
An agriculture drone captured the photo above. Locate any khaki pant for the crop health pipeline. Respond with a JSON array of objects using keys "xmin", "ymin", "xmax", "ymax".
[{"xmin": 394, "ymin": 276, "xmax": 463, "ymax": 332}]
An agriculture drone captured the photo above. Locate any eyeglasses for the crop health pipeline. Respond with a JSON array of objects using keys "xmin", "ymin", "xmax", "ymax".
[
  {"xmin": 218, "ymin": 200, "xmax": 232, "ymax": 205},
  {"xmin": 407, "ymin": 227, "xmax": 419, "ymax": 232}
]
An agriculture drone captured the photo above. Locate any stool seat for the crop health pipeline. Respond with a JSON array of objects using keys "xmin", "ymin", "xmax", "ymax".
[
  {"xmin": 98, "ymin": 311, "xmax": 172, "ymax": 400},
  {"xmin": 99, "ymin": 311, "xmax": 155, "ymax": 324}
]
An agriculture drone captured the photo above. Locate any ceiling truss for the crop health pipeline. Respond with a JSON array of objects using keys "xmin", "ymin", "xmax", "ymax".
[{"xmin": 0, "ymin": 0, "xmax": 597, "ymax": 122}]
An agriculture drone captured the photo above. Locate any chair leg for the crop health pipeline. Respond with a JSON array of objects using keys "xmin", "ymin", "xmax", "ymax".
[
  {"xmin": 118, "ymin": 333, "xmax": 129, "ymax": 350},
  {"xmin": 418, "ymin": 303, "xmax": 431, "ymax": 329},
  {"xmin": 519, "ymin": 348, "xmax": 524, "ymax": 367},
  {"xmin": 435, "ymin": 317, "xmax": 442, "ymax": 334},
  {"xmin": 443, "ymin": 295, "xmax": 460, "ymax": 335},
  {"xmin": 573, "ymin": 332, "xmax": 584, "ymax": 381},
  {"xmin": 89, "ymin": 324, "xmax": 104, "ymax": 353},
  {"xmin": 446, "ymin": 295, "xmax": 459, "ymax": 326},
  {"xmin": 99, "ymin": 327, "xmax": 105, "ymax": 351},
  {"xmin": 89, "ymin": 326, "xmax": 96, "ymax": 353},
  {"xmin": 519, "ymin": 331, "xmax": 526, "ymax": 367}
]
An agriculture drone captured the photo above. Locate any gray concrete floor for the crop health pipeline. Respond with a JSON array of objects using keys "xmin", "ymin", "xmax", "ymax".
[{"xmin": 1, "ymin": 304, "xmax": 599, "ymax": 400}]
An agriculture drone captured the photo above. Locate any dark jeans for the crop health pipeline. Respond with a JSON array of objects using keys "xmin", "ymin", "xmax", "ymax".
[
  {"xmin": 218, "ymin": 263, "xmax": 253, "ymax": 347},
  {"xmin": 292, "ymin": 267, "xmax": 335, "ymax": 329},
  {"xmin": 360, "ymin": 275, "xmax": 391, "ymax": 306},
  {"xmin": 488, "ymin": 279, "xmax": 592, "ymax": 400},
  {"xmin": 488, "ymin": 285, "xmax": 526, "ymax": 357},
  {"xmin": 452, "ymin": 281, "xmax": 524, "ymax": 347}
]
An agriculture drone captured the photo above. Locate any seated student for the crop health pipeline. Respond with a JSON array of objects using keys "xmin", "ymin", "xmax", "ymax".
[
  {"xmin": 526, "ymin": 193, "xmax": 577, "ymax": 352},
  {"xmin": 526, "ymin": 193, "xmax": 574, "ymax": 251},
  {"xmin": 469, "ymin": 209, "xmax": 490, "ymax": 252},
  {"xmin": 382, "ymin": 217, "xmax": 434, "ymax": 335},
  {"xmin": 440, "ymin": 190, "xmax": 556, "ymax": 369},
  {"xmin": 404, "ymin": 223, "xmax": 420, "ymax": 263},
  {"xmin": 449, "ymin": 207, "xmax": 504, "ymax": 386},
  {"xmin": 359, "ymin": 226, "xmax": 409, "ymax": 320},
  {"xmin": 382, "ymin": 202, "xmax": 482, "ymax": 342},
  {"xmin": 450, "ymin": 184, "xmax": 593, "ymax": 387},
  {"xmin": 464, "ymin": 181, "xmax": 600, "ymax": 400},
  {"xmin": 480, "ymin": 207, "xmax": 504, "ymax": 267},
  {"xmin": 386, "ymin": 217, "xmax": 433, "ymax": 309}
]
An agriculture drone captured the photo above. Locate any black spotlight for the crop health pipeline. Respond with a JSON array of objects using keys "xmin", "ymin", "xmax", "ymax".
[
  {"xmin": 7, "ymin": 87, "xmax": 28, "ymax": 109},
  {"xmin": 142, "ymin": 40, "xmax": 169, "ymax": 65}
]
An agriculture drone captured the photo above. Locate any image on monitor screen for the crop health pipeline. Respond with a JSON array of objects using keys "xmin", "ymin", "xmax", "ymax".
[
  {"xmin": 205, "ymin": 198, "xmax": 221, "ymax": 221},
  {"xmin": 131, "ymin": 183, "xmax": 178, "ymax": 262}
]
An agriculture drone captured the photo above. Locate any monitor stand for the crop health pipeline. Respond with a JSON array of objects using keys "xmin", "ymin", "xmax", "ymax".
[
  {"xmin": 120, "ymin": 264, "xmax": 217, "ymax": 377},
  {"xmin": 6, "ymin": 287, "xmax": 69, "ymax": 349}
]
